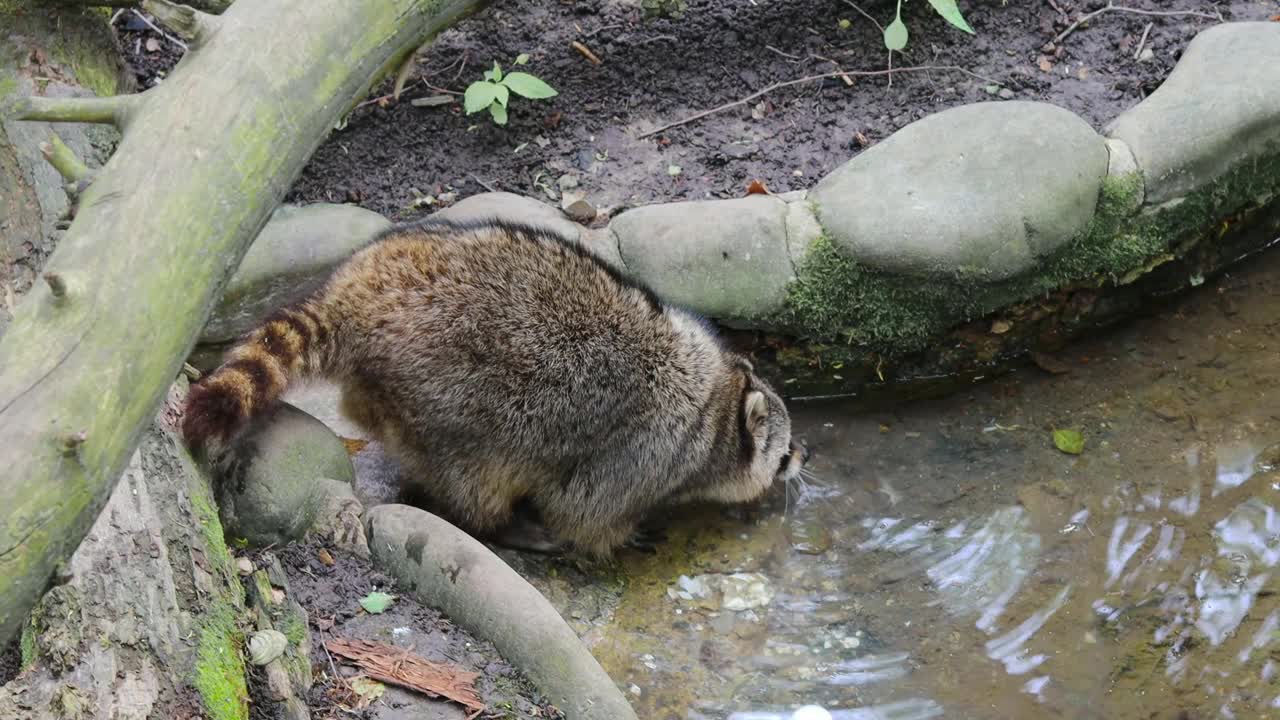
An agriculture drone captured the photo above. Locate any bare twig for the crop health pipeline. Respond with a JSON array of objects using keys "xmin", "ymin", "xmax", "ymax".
[
  {"xmin": 1048, "ymin": 2, "xmax": 1221, "ymax": 49},
  {"xmin": 1133, "ymin": 21, "xmax": 1153, "ymax": 59},
  {"xmin": 634, "ymin": 34, "xmax": 678, "ymax": 45},
  {"xmin": 765, "ymin": 45, "xmax": 802, "ymax": 61},
  {"xmin": 583, "ymin": 23, "xmax": 623, "ymax": 37},
  {"xmin": 570, "ymin": 40, "xmax": 602, "ymax": 65},
  {"xmin": 131, "ymin": 8, "xmax": 188, "ymax": 50},
  {"xmin": 811, "ymin": 54, "xmax": 853, "ymax": 85},
  {"xmin": 471, "ymin": 175, "xmax": 498, "ymax": 193},
  {"xmin": 840, "ymin": 0, "xmax": 885, "ymax": 32},
  {"xmin": 639, "ymin": 64, "xmax": 999, "ymax": 139}
]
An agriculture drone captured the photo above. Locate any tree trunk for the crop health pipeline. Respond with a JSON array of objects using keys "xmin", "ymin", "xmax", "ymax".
[
  {"xmin": 0, "ymin": 383, "xmax": 254, "ymax": 720},
  {"xmin": 0, "ymin": 0, "xmax": 487, "ymax": 648}
]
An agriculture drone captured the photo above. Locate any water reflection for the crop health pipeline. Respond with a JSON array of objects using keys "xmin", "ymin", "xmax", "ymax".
[{"xmin": 564, "ymin": 250, "xmax": 1280, "ymax": 718}]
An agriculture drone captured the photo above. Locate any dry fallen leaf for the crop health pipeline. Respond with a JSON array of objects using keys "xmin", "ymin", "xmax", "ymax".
[
  {"xmin": 349, "ymin": 675, "xmax": 386, "ymax": 709},
  {"xmin": 745, "ymin": 179, "xmax": 770, "ymax": 196},
  {"xmin": 1037, "ymin": 55, "xmax": 1054, "ymax": 72},
  {"xmin": 341, "ymin": 437, "xmax": 368, "ymax": 456},
  {"xmin": 853, "ymin": 131, "xmax": 871, "ymax": 147},
  {"xmin": 990, "ymin": 319, "xmax": 1012, "ymax": 334},
  {"xmin": 318, "ymin": 548, "xmax": 336, "ymax": 566}
]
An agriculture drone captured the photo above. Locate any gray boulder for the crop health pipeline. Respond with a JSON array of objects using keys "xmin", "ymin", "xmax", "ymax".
[
  {"xmin": 811, "ymin": 101, "xmax": 1107, "ymax": 282},
  {"xmin": 434, "ymin": 191, "xmax": 623, "ymax": 266},
  {"xmin": 201, "ymin": 203, "xmax": 390, "ymax": 343},
  {"xmin": 1106, "ymin": 22, "xmax": 1280, "ymax": 205},
  {"xmin": 216, "ymin": 403, "xmax": 356, "ymax": 547},
  {"xmin": 611, "ymin": 195, "xmax": 795, "ymax": 325}
]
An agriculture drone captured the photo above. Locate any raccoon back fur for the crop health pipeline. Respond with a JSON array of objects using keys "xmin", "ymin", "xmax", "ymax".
[{"xmin": 182, "ymin": 217, "xmax": 807, "ymax": 557}]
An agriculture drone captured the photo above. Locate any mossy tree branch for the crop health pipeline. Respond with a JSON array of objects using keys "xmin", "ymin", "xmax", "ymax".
[
  {"xmin": 140, "ymin": 0, "xmax": 220, "ymax": 45},
  {"xmin": 0, "ymin": 0, "xmax": 488, "ymax": 647},
  {"xmin": 39, "ymin": 132, "xmax": 92, "ymax": 184},
  {"xmin": 9, "ymin": 94, "xmax": 138, "ymax": 126}
]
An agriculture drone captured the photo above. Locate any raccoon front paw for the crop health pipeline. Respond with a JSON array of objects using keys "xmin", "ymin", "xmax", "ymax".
[{"xmin": 624, "ymin": 526, "xmax": 668, "ymax": 554}]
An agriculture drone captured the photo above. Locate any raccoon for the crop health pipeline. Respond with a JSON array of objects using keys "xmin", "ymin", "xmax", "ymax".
[{"xmin": 182, "ymin": 217, "xmax": 807, "ymax": 557}]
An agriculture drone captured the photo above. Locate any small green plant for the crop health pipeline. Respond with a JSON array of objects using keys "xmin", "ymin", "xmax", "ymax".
[
  {"xmin": 883, "ymin": 0, "xmax": 974, "ymax": 52},
  {"xmin": 642, "ymin": 0, "xmax": 688, "ymax": 19},
  {"xmin": 464, "ymin": 55, "xmax": 558, "ymax": 126}
]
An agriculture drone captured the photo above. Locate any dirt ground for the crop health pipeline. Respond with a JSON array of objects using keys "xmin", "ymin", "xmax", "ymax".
[
  {"xmin": 267, "ymin": 539, "xmax": 562, "ymax": 719},
  {"xmin": 115, "ymin": 1, "xmax": 1274, "ymax": 220}
]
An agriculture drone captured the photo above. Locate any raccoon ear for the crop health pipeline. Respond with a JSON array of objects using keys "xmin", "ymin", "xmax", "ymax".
[{"xmin": 743, "ymin": 390, "xmax": 768, "ymax": 432}]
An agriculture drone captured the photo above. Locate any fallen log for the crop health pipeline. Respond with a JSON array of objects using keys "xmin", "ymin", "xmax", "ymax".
[{"xmin": 0, "ymin": 0, "xmax": 486, "ymax": 647}]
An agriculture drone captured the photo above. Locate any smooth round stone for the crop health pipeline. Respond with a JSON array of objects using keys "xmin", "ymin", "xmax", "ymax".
[
  {"xmin": 811, "ymin": 101, "xmax": 1107, "ymax": 282},
  {"xmin": 1106, "ymin": 22, "xmax": 1280, "ymax": 205}
]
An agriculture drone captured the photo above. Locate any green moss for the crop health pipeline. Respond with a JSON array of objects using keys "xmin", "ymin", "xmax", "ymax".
[
  {"xmin": 19, "ymin": 614, "xmax": 38, "ymax": 670},
  {"xmin": 781, "ymin": 148, "xmax": 1280, "ymax": 355},
  {"xmin": 279, "ymin": 607, "xmax": 307, "ymax": 647},
  {"xmin": 47, "ymin": 9, "xmax": 121, "ymax": 97},
  {"xmin": 189, "ymin": 477, "xmax": 249, "ymax": 720},
  {"xmin": 195, "ymin": 601, "xmax": 249, "ymax": 720}
]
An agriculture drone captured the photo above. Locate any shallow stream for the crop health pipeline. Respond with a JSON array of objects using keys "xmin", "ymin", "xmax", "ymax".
[{"xmin": 535, "ymin": 249, "xmax": 1280, "ymax": 719}]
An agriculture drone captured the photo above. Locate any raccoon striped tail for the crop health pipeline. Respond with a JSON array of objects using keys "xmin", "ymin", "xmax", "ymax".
[{"xmin": 182, "ymin": 301, "xmax": 335, "ymax": 457}]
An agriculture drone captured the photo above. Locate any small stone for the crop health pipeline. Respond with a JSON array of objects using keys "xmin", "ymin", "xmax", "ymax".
[
  {"xmin": 793, "ymin": 706, "xmax": 833, "ymax": 720},
  {"xmin": 998, "ymin": 88, "xmax": 1015, "ymax": 100},
  {"xmin": 990, "ymin": 319, "xmax": 1012, "ymax": 334},
  {"xmin": 786, "ymin": 519, "xmax": 833, "ymax": 555},
  {"xmin": 561, "ymin": 192, "xmax": 597, "ymax": 222},
  {"xmin": 1145, "ymin": 391, "xmax": 1186, "ymax": 421},
  {"xmin": 248, "ymin": 629, "xmax": 289, "ymax": 666},
  {"xmin": 629, "ymin": 684, "xmax": 642, "ymax": 697},
  {"xmin": 236, "ymin": 557, "xmax": 255, "ymax": 576},
  {"xmin": 1138, "ymin": 47, "xmax": 1155, "ymax": 62}
]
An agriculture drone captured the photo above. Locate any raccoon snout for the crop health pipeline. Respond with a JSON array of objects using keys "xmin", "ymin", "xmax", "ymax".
[{"xmin": 778, "ymin": 440, "xmax": 809, "ymax": 474}]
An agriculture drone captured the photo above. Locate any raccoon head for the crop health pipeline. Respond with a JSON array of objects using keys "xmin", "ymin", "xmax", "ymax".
[{"xmin": 694, "ymin": 358, "xmax": 807, "ymax": 505}]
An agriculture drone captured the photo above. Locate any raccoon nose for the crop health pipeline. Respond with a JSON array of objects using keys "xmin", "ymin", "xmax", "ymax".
[{"xmin": 790, "ymin": 439, "xmax": 811, "ymax": 463}]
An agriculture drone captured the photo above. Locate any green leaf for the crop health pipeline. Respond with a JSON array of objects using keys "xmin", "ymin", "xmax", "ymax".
[
  {"xmin": 494, "ymin": 83, "xmax": 510, "ymax": 108},
  {"xmin": 1052, "ymin": 429, "xmax": 1084, "ymax": 455},
  {"xmin": 884, "ymin": 16, "xmax": 909, "ymax": 51},
  {"xmin": 501, "ymin": 72, "xmax": 558, "ymax": 100},
  {"xmin": 491, "ymin": 61, "xmax": 503, "ymax": 82},
  {"xmin": 359, "ymin": 591, "xmax": 395, "ymax": 614},
  {"xmin": 515, "ymin": 53, "xmax": 530, "ymax": 65},
  {"xmin": 463, "ymin": 81, "xmax": 499, "ymax": 114},
  {"xmin": 489, "ymin": 102, "xmax": 508, "ymax": 125},
  {"xmin": 667, "ymin": 164, "xmax": 682, "ymax": 176},
  {"xmin": 927, "ymin": 0, "xmax": 974, "ymax": 33}
]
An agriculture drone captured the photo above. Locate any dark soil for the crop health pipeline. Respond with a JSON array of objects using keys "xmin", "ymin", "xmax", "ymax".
[
  {"xmin": 118, "ymin": 1, "xmax": 1273, "ymax": 221},
  {"xmin": 269, "ymin": 539, "xmax": 563, "ymax": 720},
  {"xmin": 0, "ymin": 639, "xmax": 19, "ymax": 686}
]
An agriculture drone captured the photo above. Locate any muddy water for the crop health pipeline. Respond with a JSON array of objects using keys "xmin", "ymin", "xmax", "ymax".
[{"xmin": 564, "ymin": 251, "xmax": 1280, "ymax": 720}]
